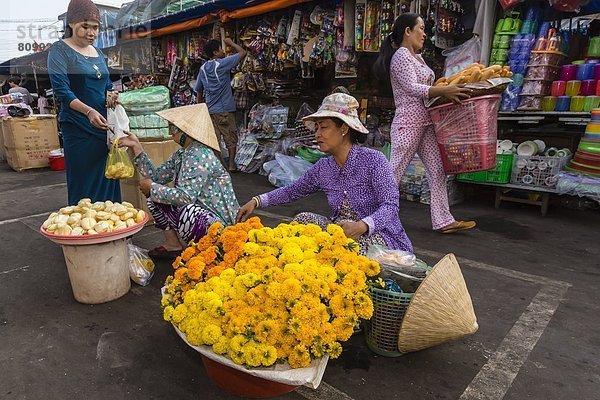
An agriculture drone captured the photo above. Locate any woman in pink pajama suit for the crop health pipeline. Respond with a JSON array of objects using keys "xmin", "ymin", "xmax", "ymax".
[{"xmin": 373, "ymin": 14, "xmax": 476, "ymax": 233}]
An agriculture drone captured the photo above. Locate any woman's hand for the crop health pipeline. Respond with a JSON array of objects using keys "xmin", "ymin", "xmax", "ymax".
[
  {"xmin": 106, "ymin": 91, "xmax": 119, "ymax": 109},
  {"xmin": 441, "ymin": 84, "xmax": 472, "ymax": 103},
  {"xmin": 117, "ymin": 131, "xmax": 143, "ymax": 156},
  {"xmin": 139, "ymin": 178, "xmax": 152, "ymax": 197},
  {"xmin": 87, "ymin": 109, "xmax": 108, "ymax": 129},
  {"xmin": 340, "ymin": 221, "xmax": 368, "ymax": 240},
  {"xmin": 236, "ymin": 200, "xmax": 257, "ymax": 223}
]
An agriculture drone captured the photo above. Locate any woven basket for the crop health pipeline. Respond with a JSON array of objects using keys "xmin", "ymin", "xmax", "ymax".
[{"xmin": 397, "ymin": 253, "xmax": 478, "ymax": 353}]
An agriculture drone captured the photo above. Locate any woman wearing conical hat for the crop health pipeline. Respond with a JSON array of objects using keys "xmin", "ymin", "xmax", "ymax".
[{"xmin": 118, "ymin": 104, "xmax": 240, "ymax": 258}]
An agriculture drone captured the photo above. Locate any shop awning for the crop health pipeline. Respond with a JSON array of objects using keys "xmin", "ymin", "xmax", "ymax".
[
  {"xmin": 121, "ymin": 0, "xmax": 315, "ymax": 39},
  {"xmin": 0, "ymin": 50, "xmax": 50, "ymax": 76}
]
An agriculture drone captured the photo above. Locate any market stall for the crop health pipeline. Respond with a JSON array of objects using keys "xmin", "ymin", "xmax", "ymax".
[{"xmin": 456, "ymin": 1, "xmax": 600, "ymax": 213}]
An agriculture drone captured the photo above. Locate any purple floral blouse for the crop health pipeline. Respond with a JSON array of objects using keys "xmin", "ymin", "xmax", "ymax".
[{"xmin": 258, "ymin": 146, "xmax": 413, "ymax": 253}]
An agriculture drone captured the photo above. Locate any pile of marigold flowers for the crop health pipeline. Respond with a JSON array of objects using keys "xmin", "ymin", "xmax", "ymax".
[{"xmin": 161, "ymin": 217, "xmax": 380, "ymax": 369}]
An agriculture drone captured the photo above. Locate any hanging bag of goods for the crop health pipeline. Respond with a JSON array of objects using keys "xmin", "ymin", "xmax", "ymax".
[{"xmin": 105, "ymin": 138, "xmax": 135, "ymax": 180}]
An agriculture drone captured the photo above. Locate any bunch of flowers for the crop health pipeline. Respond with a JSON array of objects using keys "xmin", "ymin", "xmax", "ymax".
[{"xmin": 161, "ymin": 218, "xmax": 380, "ymax": 369}]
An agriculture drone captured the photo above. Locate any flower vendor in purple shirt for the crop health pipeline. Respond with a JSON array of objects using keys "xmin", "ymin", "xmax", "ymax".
[{"xmin": 237, "ymin": 93, "xmax": 413, "ymax": 255}]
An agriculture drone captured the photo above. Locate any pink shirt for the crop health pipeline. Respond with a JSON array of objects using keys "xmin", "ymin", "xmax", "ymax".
[{"xmin": 391, "ymin": 47, "xmax": 435, "ymax": 127}]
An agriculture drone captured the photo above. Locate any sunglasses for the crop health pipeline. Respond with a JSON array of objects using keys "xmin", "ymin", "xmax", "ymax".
[{"xmin": 92, "ymin": 64, "xmax": 102, "ymax": 79}]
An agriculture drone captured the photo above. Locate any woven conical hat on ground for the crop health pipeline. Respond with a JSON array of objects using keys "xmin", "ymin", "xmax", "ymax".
[
  {"xmin": 398, "ymin": 253, "xmax": 478, "ymax": 353},
  {"xmin": 157, "ymin": 104, "xmax": 220, "ymax": 151}
]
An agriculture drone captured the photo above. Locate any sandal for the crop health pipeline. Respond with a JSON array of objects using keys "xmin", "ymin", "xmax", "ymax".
[
  {"xmin": 148, "ymin": 246, "xmax": 182, "ymax": 259},
  {"xmin": 439, "ymin": 221, "xmax": 476, "ymax": 234}
]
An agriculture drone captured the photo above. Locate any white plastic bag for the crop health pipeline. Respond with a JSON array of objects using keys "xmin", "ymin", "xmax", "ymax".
[
  {"xmin": 107, "ymin": 104, "xmax": 130, "ymax": 144},
  {"xmin": 128, "ymin": 242, "xmax": 155, "ymax": 286},
  {"xmin": 266, "ymin": 153, "xmax": 313, "ymax": 187},
  {"xmin": 443, "ymin": 35, "xmax": 481, "ymax": 78}
]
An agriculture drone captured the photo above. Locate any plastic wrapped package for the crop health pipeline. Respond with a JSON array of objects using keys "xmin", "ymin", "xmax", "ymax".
[
  {"xmin": 521, "ymin": 80, "xmax": 552, "ymax": 95},
  {"xmin": 556, "ymin": 172, "xmax": 600, "ymax": 202},
  {"xmin": 518, "ymin": 95, "xmax": 543, "ymax": 110},
  {"xmin": 105, "ymin": 138, "xmax": 135, "ymax": 179},
  {"xmin": 525, "ymin": 65, "xmax": 560, "ymax": 80},
  {"xmin": 501, "ymin": 86, "xmax": 522, "ymax": 111},
  {"xmin": 131, "ymin": 127, "xmax": 170, "ymax": 139},
  {"xmin": 442, "ymin": 36, "xmax": 481, "ymax": 78},
  {"xmin": 509, "ymin": 59, "xmax": 529, "ymax": 74},
  {"xmin": 367, "ymin": 245, "xmax": 416, "ymax": 267},
  {"xmin": 128, "ymin": 242, "xmax": 155, "ymax": 286},
  {"xmin": 529, "ymin": 52, "xmax": 565, "ymax": 66},
  {"xmin": 128, "ymin": 114, "xmax": 170, "ymax": 129},
  {"xmin": 119, "ymin": 86, "xmax": 171, "ymax": 115}
]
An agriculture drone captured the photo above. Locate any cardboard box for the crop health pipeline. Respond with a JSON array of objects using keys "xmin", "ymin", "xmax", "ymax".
[
  {"xmin": 120, "ymin": 139, "xmax": 180, "ymax": 225},
  {"xmin": 1, "ymin": 115, "xmax": 60, "ymax": 171}
]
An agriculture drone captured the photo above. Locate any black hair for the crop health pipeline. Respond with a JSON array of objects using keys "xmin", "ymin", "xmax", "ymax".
[
  {"xmin": 204, "ymin": 39, "xmax": 221, "ymax": 59},
  {"xmin": 330, "ymin": 117, "xmax": 365, "ymax": 144},
  {"xmin": 7, "ymin": 77, "xmax": 20, "ymax": 85},
  {"xmin": 372, "ymin": 13, "xmax": 421, "ymax": 84}
]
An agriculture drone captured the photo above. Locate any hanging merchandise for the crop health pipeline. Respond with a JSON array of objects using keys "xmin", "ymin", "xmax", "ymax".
[
  {"xmin": 363, "ymin": 1, "xmax": 381, "ymax": 52},
  {"xmin": 549, "ymin": 0, "xmax": 588, "ymax": 12},
  {"xmin": 379, "ymin": 1, "xmax": 395, "ymax": 46},
  {"xmin": 434, "ymin": 0, "xmax": 466, "ymax": 49},
  {"xmin": 355, "ymin": 0, "xmax": 365, "ymax": 51}
]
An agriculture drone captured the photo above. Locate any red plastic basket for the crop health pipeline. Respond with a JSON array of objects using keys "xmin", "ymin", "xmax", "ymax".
[{"xmin": 428, "ymin": 95, "xmax": 501, "ymax": 174}]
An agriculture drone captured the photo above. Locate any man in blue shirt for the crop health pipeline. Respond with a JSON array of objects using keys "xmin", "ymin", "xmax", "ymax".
[{"xmin": 194, "ymin": 38, "xmax": 246, "ymax": 172}]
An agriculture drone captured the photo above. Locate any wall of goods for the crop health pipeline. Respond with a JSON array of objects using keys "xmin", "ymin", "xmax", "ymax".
[
  {"xmin": 462, "ymin": 1, "xmax": 600, "ymax": 209},
  {"xmin": 103, "ymin": 0, "xmax": 483, "ymax": 205}
]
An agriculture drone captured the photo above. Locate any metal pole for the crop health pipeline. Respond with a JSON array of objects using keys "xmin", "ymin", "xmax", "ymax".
[{"xmin": 32, "ymin": 62, "xmax": 39, "ymax": 93}]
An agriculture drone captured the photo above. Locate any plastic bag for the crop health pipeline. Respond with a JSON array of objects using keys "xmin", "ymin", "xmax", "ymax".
[
  {"xmin": 105, "ymin": 138, "xmax": 135, "ymax": 179},
  {"xmin": 128, "ymin": 242, "xmax": 155, "ymax": 286},
  {"xmin": 443, "ymin": 35, "xmax": 481, "ymax": 78},
  {"xmin": 266, "ymin": 153, "xmax": 313, "ymax": 187},
  {"xmin": 107, "ymin": 104, "xmax": 130, "ymax": 142},
  {"xmin": 367, "ymin": 245, "xmax": 416, "ymax": 268}
]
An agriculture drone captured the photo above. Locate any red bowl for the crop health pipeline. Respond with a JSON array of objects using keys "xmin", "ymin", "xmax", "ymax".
[
  {"xmin": 201, "ymin": 355, "xmax": 298, "ymax": 399},
  {"xmin": 40, "ymin": 214, "xmax": 149, "ymax": 246}
]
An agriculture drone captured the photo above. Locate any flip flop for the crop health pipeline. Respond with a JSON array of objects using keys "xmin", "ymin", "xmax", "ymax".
[
  {"xmin": 148, "ymin": 246, "xmax": 182, "ymax": 259},
  {"xmin": 439, "ymin": 221, "xmax": 476, "ymax": 234}
]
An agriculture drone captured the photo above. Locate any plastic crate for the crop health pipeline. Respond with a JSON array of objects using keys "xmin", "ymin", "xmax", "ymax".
[
  {"xmin": 510, "ymin": 155, "xmax": 570, "ymax": 188},
  {"xmin": 365, "ymin": 286, "xmax": 414, "ymax": 357},
  {"xmin": 458, "ymin": 154, "xmax": 514, "ymax": 183},
  {"xmin": 428, "ymin": 95, "xmax": 501, "ymax": 174}
]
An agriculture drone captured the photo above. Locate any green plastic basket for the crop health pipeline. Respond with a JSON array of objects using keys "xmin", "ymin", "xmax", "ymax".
[
  {"xmin": 365, "ymin": 286, "xmax": 414, "ymax": 357},
  {"xmin": 457, "ymin": 154, "xmax": 514, "ymax": 184},
  {"xmin": 485, "ymin": 153, "xmax": 514, "ymax": 183}
]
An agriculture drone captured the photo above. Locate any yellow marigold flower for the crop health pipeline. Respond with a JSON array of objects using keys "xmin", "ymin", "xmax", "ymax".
[
  {"xmin": 327, "ymin": 342, "xmax": 343, "ymax": 359},
  {"xmin": 240, "ymin": 272, "xmax": 260, "ymax": 288},
  {"xmin": 302, "ymin": 224, "xmax": 322, "ymax": 237},
  {"xmin": 201, "ymin": 324, "xmax": 222, "ymax": 345},
  {"xmin": 181, "ymin": 247, "xmax": 196, "ymax": 262},
  {"xmin": 326, "ymin": 224, "xmax": 344, "ymax": 236},
  {"xmin": 288, "ymin": 345, "xmax": 312, "ymax": 369},
  {"xmin": 281, "ymin": 278, "xmax": 302, "ymax": 301},
  {"xmin": 163, "ymin": 305, "xmax": 174, "ymax": 321},
  {"xmin": 229, "ymin": 334, "xmax": 248, "ymax": 353},
  {"xmin": 342, "ymin": 270, "xmax": 367, "ymax": 292},
  {"xmin": 212, "ymin": 336, "xmax": 229, "ymax": 355},
  {"xmin": 254, "ymin": 320, "xmax": 277, "ymax": 342},
  {"xmin": 280, "ymin": 243, "xmax": 304, "ymax": 264},
  {"xmin": 329, "ymin": 294, "xmax": 355, "ymax": 317},
  {"xmin": 160, "ymin": 296, "xmax": 171, "ymax": 307},
  {"xmin": 243, "ymin": 242, "xmax": 260, "ymax": 256},
  {"xmin": 260, "ymin": 345, "xmax": 278, "ymax": 366},
  {"xmin": 353, "ymin": 292, "xmax": 373, "ymax": 319},
  {"xmin": 172, "ymin": 304, "xmax": 188, "ymax": 324},
  {"xmin": 241, "ymin": 342, "xmax": 262, "ymax": 368}
]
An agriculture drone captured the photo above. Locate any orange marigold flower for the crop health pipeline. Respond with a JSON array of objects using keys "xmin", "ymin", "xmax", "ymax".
[
  {"xmin": 207, "ymin": 222, "xmax": 223, "ymax": 237},
  {"xmin": 172, "ymin": 256, "xmax": 183, "ymax": 269},
  {"xmin": 174, "ymin": 267, "xmax": 189, "ymax": 280},
  {"xmin": 181, "ymin": 247, "xmax": 196, "ymax": 262}
]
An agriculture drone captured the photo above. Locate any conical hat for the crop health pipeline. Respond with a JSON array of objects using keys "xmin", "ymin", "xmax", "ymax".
[
  {"xmin": 398, "ymin": 253, "xmax": 478, "ymax": 353},
  {"xmin": 157, "ymin": 104, "xmax": 220, "ymax": 151}
]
